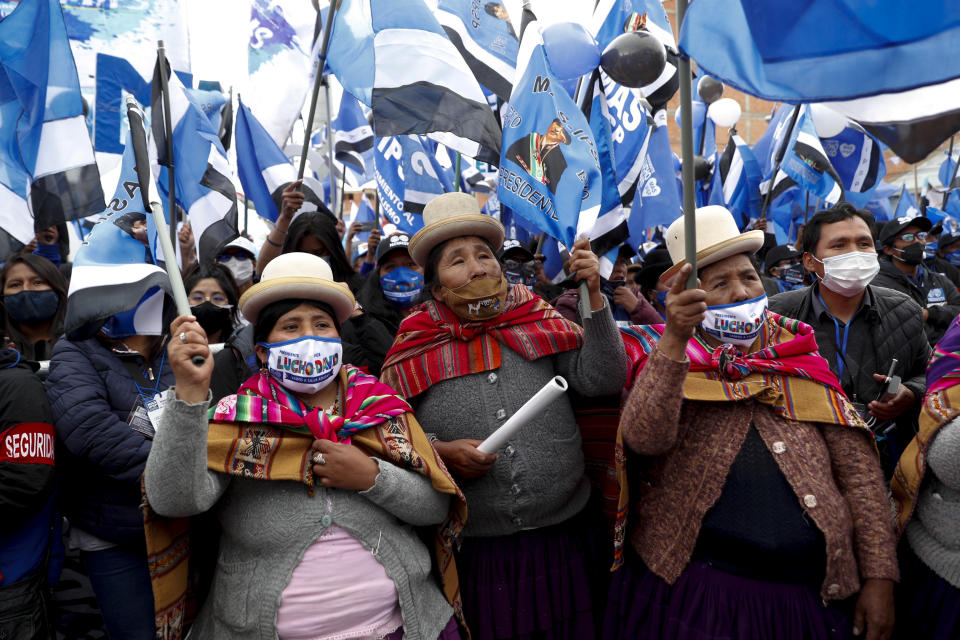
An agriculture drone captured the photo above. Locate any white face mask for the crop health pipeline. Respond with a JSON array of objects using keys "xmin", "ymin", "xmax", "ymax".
[
  {"xmin": 814, "ymin": 251, "xmax": 879, "ymax": 297},
  {"xmin": 701, "ymin": 294, "xmax": 768, "ymax": 349},
  {"xmin": 221, "ymin": 256, "xmax": 255, "ymax": 284},
  {"xmin": 258, "ymin": 336, "xmax": 342, "ymax": 394}
]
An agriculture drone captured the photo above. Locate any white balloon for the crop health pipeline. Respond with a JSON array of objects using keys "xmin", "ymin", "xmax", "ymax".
[
  {"xmin": 707, "ymin": 98, "xmax": 741, "ymax": 128},
  {"xmin": 810, "ymin": 104, "xmax": 848, "ymax": 138}
]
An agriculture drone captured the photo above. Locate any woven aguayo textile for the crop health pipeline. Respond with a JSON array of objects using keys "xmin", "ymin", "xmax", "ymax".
[
  {"xmin": 380, "ymin": 284, "xmax": 582, "ymax": 398},
  {"xmin": 892, "ymin": 316, "xmax": 960, "ymax": 537},
  {"xmin": 611, "ymin": 313, "xmax": 870, "ymax": 570},
  {"xmin": 142, "ymin": 365, "xmax": 468, "ymax": 639}
]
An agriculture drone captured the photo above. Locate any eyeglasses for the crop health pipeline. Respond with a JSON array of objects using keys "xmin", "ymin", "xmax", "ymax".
[
  {"xmin": 897, "ymin": 232, "xmax": 927, "ymax": 243},
  {"xmin": 188, "ymin": 292, "xmax": 230, "ymax": 306}
]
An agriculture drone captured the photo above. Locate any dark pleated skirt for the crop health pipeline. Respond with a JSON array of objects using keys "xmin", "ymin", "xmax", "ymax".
[
  {"xmin": 895, "ymin": 543, "xmax": 960, "ymax": 640},
  {"xmin": 454, "ymin": 509, "xmax": 607, "ymax": 640},
  {"xmin": 385, "ymin": 615, "xmax": 460, "ymax": 640},
  {"xmin": 603, "ymin": 556, "xmax": 855, "ymax": 640}
]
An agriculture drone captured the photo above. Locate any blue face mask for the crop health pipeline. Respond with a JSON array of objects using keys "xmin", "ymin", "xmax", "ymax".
[
  {"xmin": 3, "ymin": 290, "xmax": 59, "ymax": 325},
  {"xmin": 380, "ymin": 266, "xmax": 424, "ymax": 308},
  {"xmin": 947, "ymin": 249, "xmax": 960, "ymax": 267},
  {"xmin": 655, "ymin": 290, "xmax": 668, "ymax": 308},
  {"xmin": 32, "ymin": 242, "xmax": 61, "ymax": 268}
]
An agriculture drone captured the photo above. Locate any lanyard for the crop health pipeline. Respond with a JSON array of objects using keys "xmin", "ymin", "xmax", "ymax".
[
  {"xmin": 133, "ymin": 351, "xmax": 166, "ymax": 399},
  {"xmin": 816, "ymin": 291, "xmax": 852, "ymax": 381}
]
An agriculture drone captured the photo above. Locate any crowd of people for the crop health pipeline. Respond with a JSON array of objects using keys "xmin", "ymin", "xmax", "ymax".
[{"xmin": 4, "ymin": 190, "xmax": 960, "ymax": 640}]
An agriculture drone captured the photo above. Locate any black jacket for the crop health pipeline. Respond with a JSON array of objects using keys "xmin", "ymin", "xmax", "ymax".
[
  {"xmin": 871, "ymin": 257, "xmax": 960, "ymax": 346},
  {"xmin": 927, "ymin": 254, "xmax": 960, "ymax": 287}
]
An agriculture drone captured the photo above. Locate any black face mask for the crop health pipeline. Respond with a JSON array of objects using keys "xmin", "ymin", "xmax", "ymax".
[
  {"xmin": 896, "ymin": 242, "xmax": 925, "ymax": 266},
  {"xmin": 779, "ymin": 263, "xmax": 805, "ymax": 285},
  {"xmin": 190, "ymin": 302, "xmax": 233, "ymax": 339}
]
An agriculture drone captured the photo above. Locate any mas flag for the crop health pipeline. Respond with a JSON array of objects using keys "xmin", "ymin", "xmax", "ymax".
[
  {"xmin": 820, "ymin": 123, "xmax": 885, "ymax": 208},
  {"xmin": 152, "ymin": 56, "xmax": 239, "ymax": 262},
  {"xmin": 435, "ymin": 0, "xmax": 518, "ymax": 102},
  {"xmin": 65, "ymin": 129, "xmax": 169, "ymax": 340},
  {"xmin": 760, "ymin": 105, "xmax": 843, "ymax": 206},
  {"xmin": 326, "ymin": 0, "xmax": 502, "ymax": 164},
  {"xmin": 332, "ymin": 91, "xmax": 374, "ymax": 174},
  {"xmin": 717, "ymin": 132, "xmax": 762, "ymax": 227},
  {"xmin": 235, "ymin": 99, "xmax": 297, "ymax": 223},
  {"xmin": 627, "ymin": 112, "xmax": 681, "ymax": 246},
  {"xmin": 0, "ymin": 70, "xmax": 34, "ymax": 250},
  {"xmin": 0, "ymin": 0, "xmax": 105, "ymax": 229},
  {"xmin": 374, "ymin": 136, "xmax": 420, "ymax": 235},
  {"xmin": 499, "ymin": 21, "xmax": 607, "ymax": 249}
]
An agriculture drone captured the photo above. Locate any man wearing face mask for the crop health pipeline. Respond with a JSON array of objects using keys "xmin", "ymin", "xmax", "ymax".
[
  {"xmin": 927, "ymin": 230, "xmax": 960, "ymax": 287},
  {"xmin": 761, "ymin": 245, "xmax": 807, "ymax": 296},
  {"xmin": 769, "ymin": 204, "xmax": 930, "ymax": 477},
  {"xmin": 215, "ymin": 236, "xmax": 258, "ymax": 294},
  {"xmin": 872, "ymin": 215, "xmax": 960, "ymax": 346}
]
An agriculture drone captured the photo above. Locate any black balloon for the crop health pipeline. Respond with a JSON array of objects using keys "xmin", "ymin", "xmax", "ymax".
[
  {"xmin": 600, "ymin": 31, "xmax": 666, "ymax": 89},
  {"xmin": 697, "ymin": 76, "xmax": 723, "ymax": 104},
  {"xmin": 693, "ymin": 155, "xmax": 712, "ymax": 182}
]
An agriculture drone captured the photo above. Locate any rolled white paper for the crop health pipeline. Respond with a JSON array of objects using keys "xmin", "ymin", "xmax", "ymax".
[{"xmin": 477, "ymin": 376, "xmax": 569, "ymax": 454}]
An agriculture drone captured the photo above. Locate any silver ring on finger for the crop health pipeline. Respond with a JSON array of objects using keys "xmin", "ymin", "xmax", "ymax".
[
  {"xmin": 179, "ymin": 332, "xmax": 187, "ymax": 343},
  {"xmin": 312, "ymin": 451, "xmax": 326, "ymax": 466}
]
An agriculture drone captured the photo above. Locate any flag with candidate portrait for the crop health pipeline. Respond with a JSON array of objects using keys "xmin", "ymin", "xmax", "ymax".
[
  {"xmin": 499, "ymin": 21, "xmax": 613, "ymax": 251},
  {"xmin": 434, "ymin": 0, "xmax": 518, "ymax": 102}
]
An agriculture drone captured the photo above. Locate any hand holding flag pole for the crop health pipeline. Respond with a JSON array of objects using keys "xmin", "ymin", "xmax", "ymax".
[{"xmin": 125, "ymin": 96, "xmax": 205, "ymax": 368}]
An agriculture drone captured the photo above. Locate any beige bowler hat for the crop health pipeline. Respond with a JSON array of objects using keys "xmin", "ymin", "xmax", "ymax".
[
  {"xmin": 660, "ymin": 206, "xmax": 765, "ymax": 283},
  {"xmin": 238, "ymin": 252, "xmax": 355, "ymax": 324},
  {"xmin": 408, "ymin": 192, "xmax": 505, "ymax": 267}
]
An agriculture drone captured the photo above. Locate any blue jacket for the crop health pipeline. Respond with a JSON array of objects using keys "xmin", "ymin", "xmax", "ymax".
[{"xmin": 46, "ymin": 337, "xmax": 174, "ymax": 544}]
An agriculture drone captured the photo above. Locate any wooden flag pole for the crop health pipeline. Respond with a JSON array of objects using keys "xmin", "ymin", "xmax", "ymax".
[
  {"xmin": 126, "ymin": 96, "xmax": 204, "ymax": 367},
  {"xmin": 156, "ymin": 41, "xmax": 178, "ymax": 259},
  {"xmin": 676, "ymin": 0, "xmax": 698, "ymax": 289}
]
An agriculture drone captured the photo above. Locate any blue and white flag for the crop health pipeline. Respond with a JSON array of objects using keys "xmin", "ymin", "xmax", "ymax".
[
  {"xmin": 151, "ymin": 56, "xmax": 239, "ymax": 262},
  {"xmin": 434, "ymin": 0, "xmax": 518, "ymax": 102},
  {"xmin": 0, "ymin": 0, "xmax": 105, "ymax": 229},
  {"xmin": 894, "ymin": 188, "xmax": 923, "ymax": 221},
  {"xmin": 65, "ymin": 129, "xmax": 169, "ymax": 340},
  {"xmin": 627, "ymin": 112, "xmax": 682, "ymax": 247},
  {"xmin": 351, "ymin": 195, "xmax": 376, "ymax": 244},
  {"xmin": 332, "ymin": 91, "xmax": 374, "ymax": 174},
  {"xmin": 399, "ymin": 136, "xmax": 454, "ymax": 215},
  {"xmin": 0, "ymin": 70, "xmax": 34, "ymax": 250},
  {"xmin": 940, "ymin": 151, "xmax": 960, "ymax": 190},
  {"xmin": 235, "ymin": 99, "xmax": 297, "ymax": 223},
  {"xmin": 678, "ymin": 1, "xmax": 960, "ymax": 102},
  {"xmin": 760, "ymin": 105, "xmax": 843, "ymax": 206},
  {"xmin": 499, "ymin": 21, "xmax": 609, "ymax": 252},
  {"xmin": 820, "ymin": 123, "xmax": 885, "ymax": 208},
  {"xmin": 374, "ymin": 136, "xmax": 420, "ymax": 235},
  {"xmin": 717, "ymin": 132, "xmax": 762, "ymax": 228},
  {"xmin": 326, "ymin": 0, "xmax": 502, "ymax": 164}
]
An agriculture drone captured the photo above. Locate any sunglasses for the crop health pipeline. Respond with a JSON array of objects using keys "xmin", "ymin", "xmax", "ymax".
[{"xmin": 897, "ymin": 232, "xmax": 927, "ymax": 243}]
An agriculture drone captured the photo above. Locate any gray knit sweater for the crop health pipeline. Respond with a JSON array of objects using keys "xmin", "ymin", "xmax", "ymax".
[
  {"xmin": 144, "ymin": 397, "xmax": 453, "ymax": 640},
  {"xmin": 906, "ymin": 415, "xmax": 960, "ymax": 588},
  {"xmin": 413, "ymin": 301, "xmax": 628, "ymax": 537}
]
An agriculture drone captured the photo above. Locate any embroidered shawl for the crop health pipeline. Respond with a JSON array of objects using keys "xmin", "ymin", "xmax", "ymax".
[
  {"xmin": 892, "ymin": 316, "xmax": 960, "ymax": 536},
  {"xmin": 143, "ymin": 365, "xmax": 469, "ymax": 639},
  {"xmin": 611, "ymin": 313, "xmax": 871, "ymax": 570},
  {"xmin": 380, "ymin": 284, "xmax": 583, "ymax": 398}
]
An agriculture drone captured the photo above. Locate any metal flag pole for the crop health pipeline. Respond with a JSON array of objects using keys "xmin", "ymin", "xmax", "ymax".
[
  {"xmin": 759, "ymin": 104, "xmax": 801, "ymax": 220},
  {"xmin": 298, "ymin": 0, "xmax": 340, "ymax": 185},
  {"xmin": 126, "ymin": 96, "xmax": 204, "ymax": 367},
  {"xmin": 157, "ymin": 41, "xmax": 178, "ymax": 258},
  {"xmin": 676, "ymin": 0, "xmax": 698, "ymax": 288}
]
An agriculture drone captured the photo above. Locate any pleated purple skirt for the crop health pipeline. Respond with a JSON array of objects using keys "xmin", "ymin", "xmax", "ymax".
[
  {"xmin": 454, "ymin": 511, "xmax": 606, "ymax": 640},
  {"xmin": 895, "ymin": 543, "xmax": 960, "ymax": 640},
  {"xmin": 603, "ymin": 556, "xmax": 855, "ymax": 640},
  {"xmin": 384, "ymin": 615, "xmax": 461, "ymax": 640}
]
